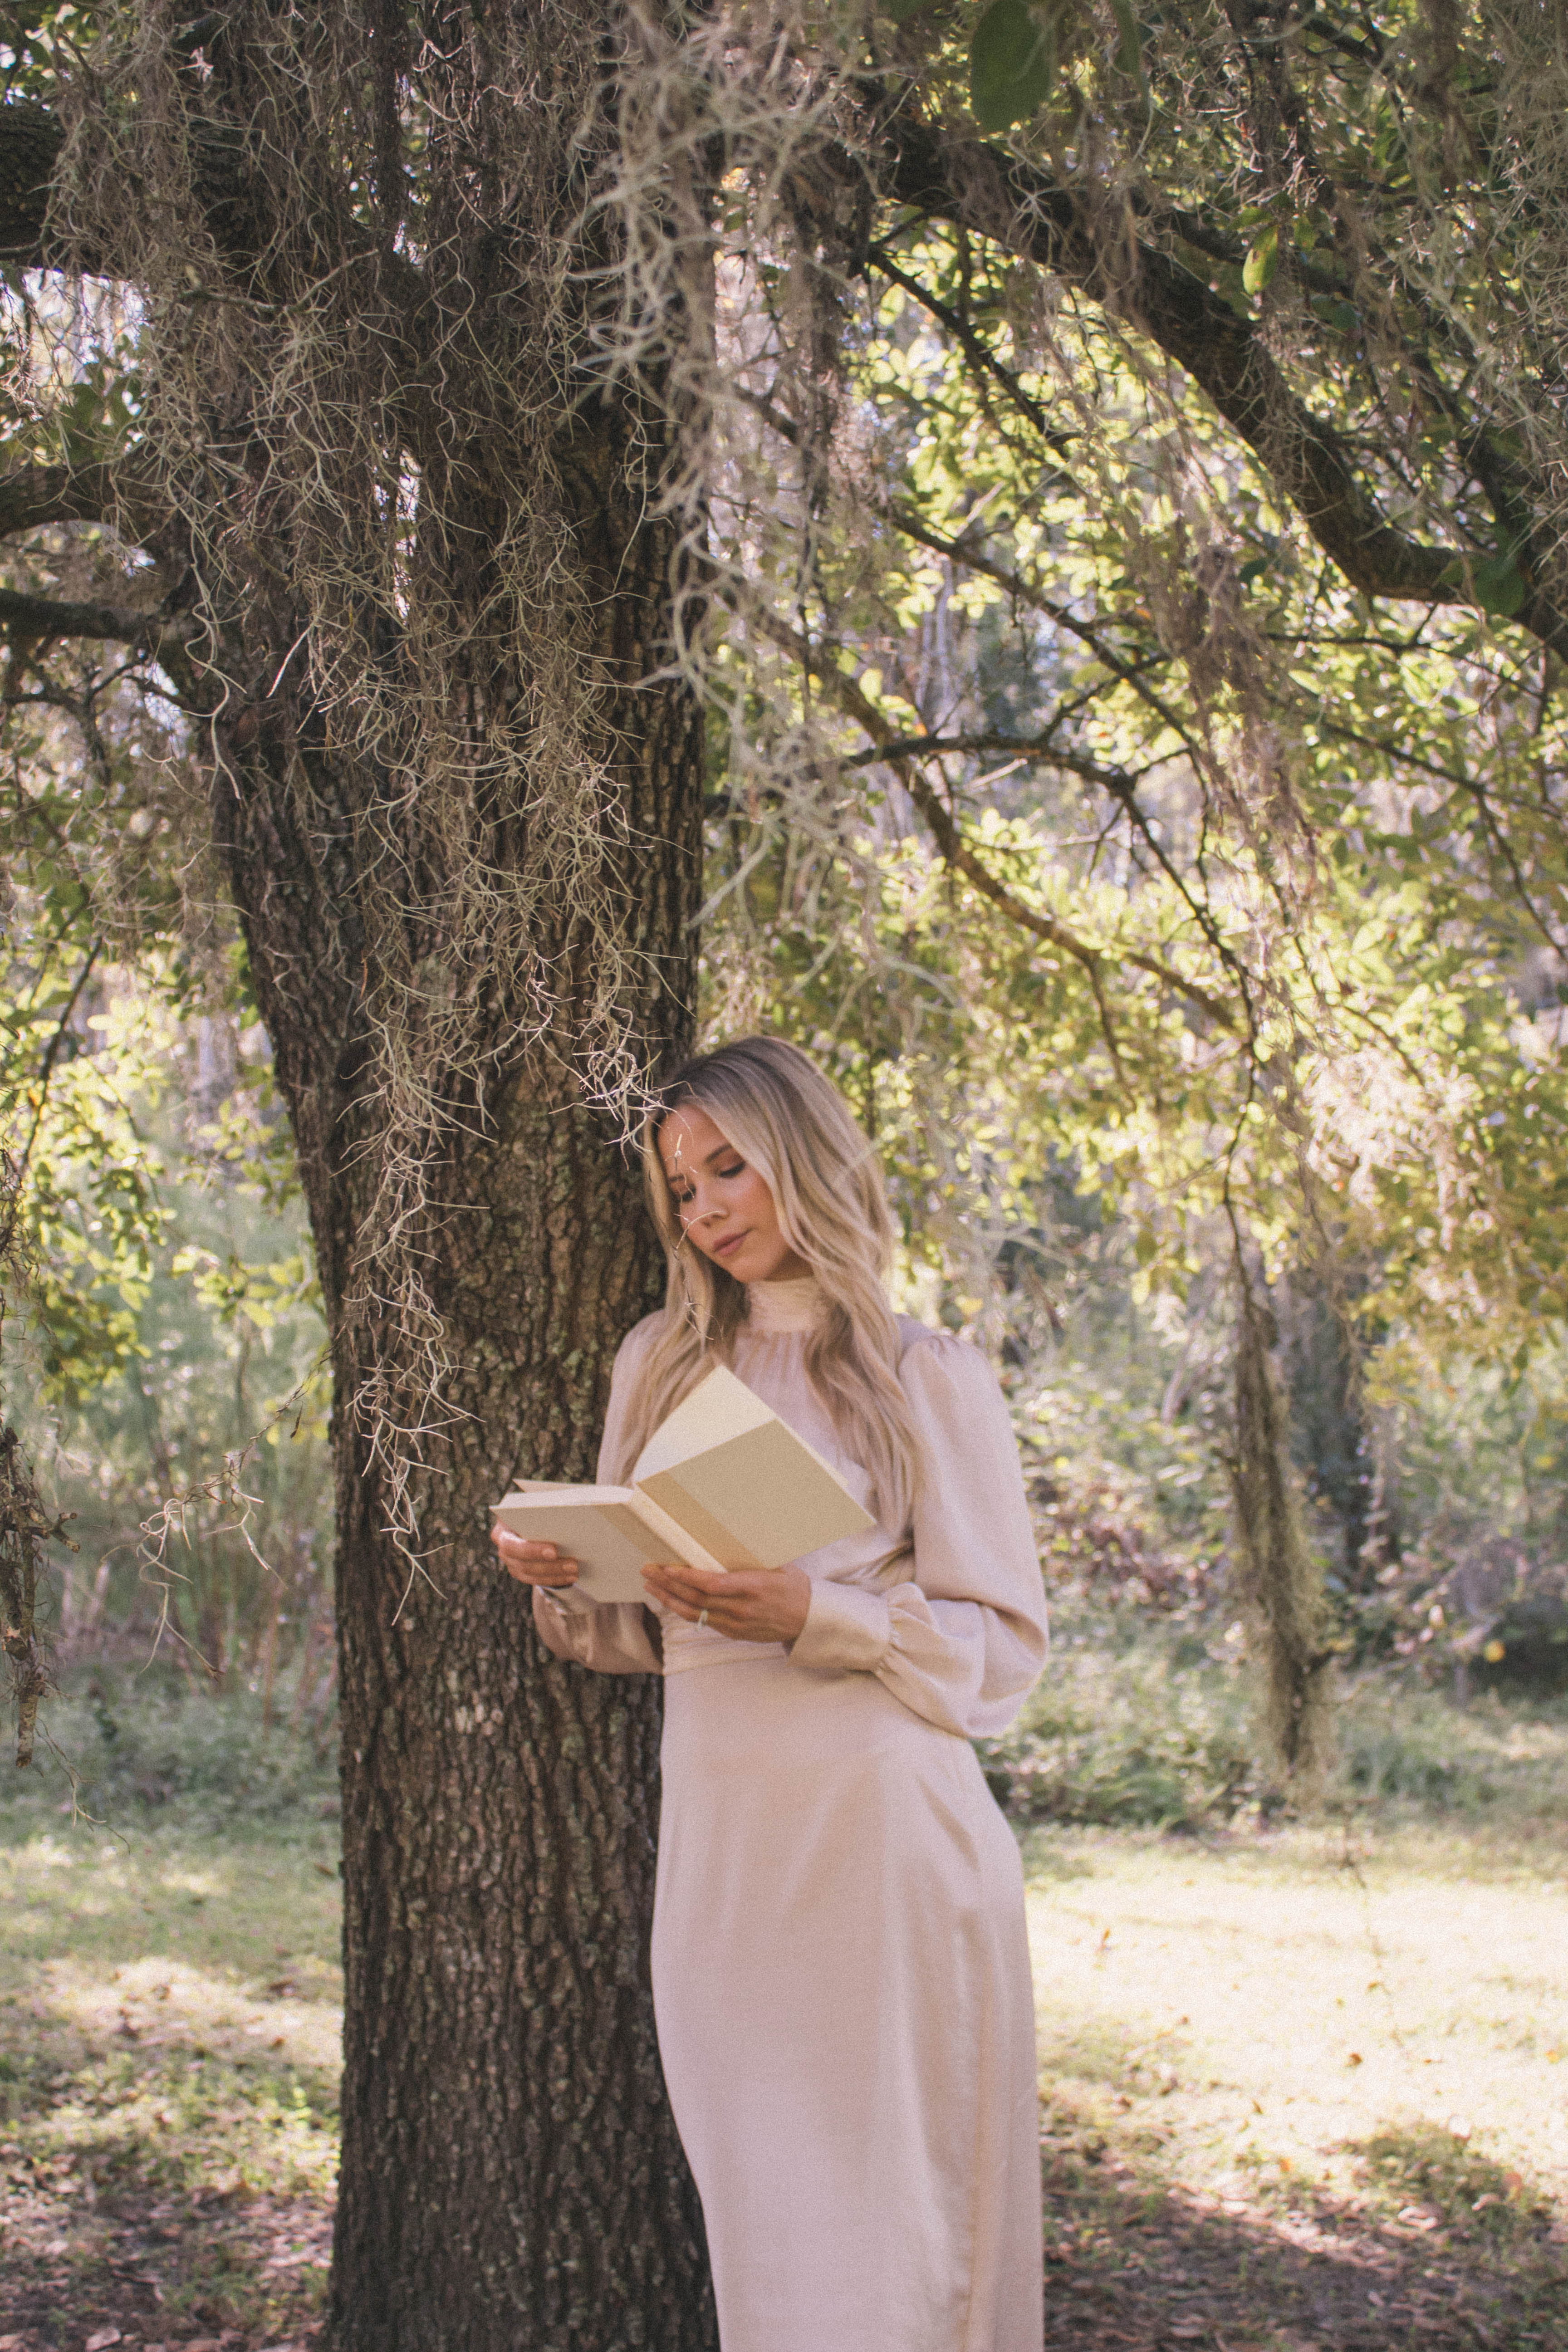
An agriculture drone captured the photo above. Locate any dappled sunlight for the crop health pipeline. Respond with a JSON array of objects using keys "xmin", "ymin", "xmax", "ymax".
[
  {"xmin": 44, "ymin": 1954, "xmax": 342, "ymax": 2077},
  {"xmin": 1027, "ymin": 1832, "xmax": 1568, "ymax": 2207},
  {"xmin": 1026, "ymin": 1832, "xmax": 1568, "ymax": 2344}
]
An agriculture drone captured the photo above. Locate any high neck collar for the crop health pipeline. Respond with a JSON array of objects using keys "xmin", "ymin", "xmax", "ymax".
[{"xmin": 744, "ymin": 1274, "xmax": 827, "ymax": 1337}]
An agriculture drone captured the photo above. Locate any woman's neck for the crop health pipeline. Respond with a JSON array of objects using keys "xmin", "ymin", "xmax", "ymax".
[{"xmin": 744, "ymin": 1272, "xmax": 826, "ymax": 1336}]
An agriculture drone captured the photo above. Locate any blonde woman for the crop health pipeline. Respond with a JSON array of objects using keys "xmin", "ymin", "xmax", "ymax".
[{"xmin": 493, "ymin": 1037, "xmax": 1049, "ymax": 2352}]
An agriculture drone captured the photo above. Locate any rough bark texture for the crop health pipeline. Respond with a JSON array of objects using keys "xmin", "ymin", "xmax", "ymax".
[
  {"xmin": 204, "ymin": 388, "xmax": 713, "ymax": 2347},
  {"xmin": 0, "ymin": 9, "xmax": 720, "ymax": 2335}
]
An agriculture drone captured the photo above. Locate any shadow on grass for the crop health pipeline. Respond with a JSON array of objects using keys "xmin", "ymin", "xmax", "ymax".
[
  {"xmin": 0, "ymin": 2040, "xmax": 334, "ymax": 2351},
  {"xmin": 1036, "ymin": 2097, "xmax": 1568, "ymax": 2351},
  {"xmin": 3, "ymin": 2085, "xmax": 1563, "ymax": 2351}
]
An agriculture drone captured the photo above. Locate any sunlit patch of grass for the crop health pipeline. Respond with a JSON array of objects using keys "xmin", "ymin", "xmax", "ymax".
[
  {"xmin": 1027, "ymin": 1823, "xmax": 1568, "ymax": 2205},
  {"xmin": 1024, "ymin": 1823, "xmax": 1568, "ymax": 2342}
]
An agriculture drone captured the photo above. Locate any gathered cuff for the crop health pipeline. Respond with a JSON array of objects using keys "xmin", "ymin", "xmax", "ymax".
[
  {"xmin": 538, "ymin": 1583, "xmax": 595, "ymax": 1618},
  {"xmin": 789, "ymin": 1579, "xmax": 893, "ymax": 1675}
]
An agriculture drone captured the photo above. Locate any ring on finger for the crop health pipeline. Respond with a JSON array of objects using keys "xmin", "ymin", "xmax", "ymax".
[{"xmin": 696, "ymin": 1607, "xmax": 709, "ymax": 1629}]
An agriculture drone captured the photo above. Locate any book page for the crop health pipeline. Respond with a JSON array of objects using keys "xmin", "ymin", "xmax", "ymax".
[
  {"xmin": 491, "ymin": 1489, "xmax": 678, "ymax": 1604},
  {"xmin": 637, "ymin": 1416, "xmax": 876, "ymax": 1570},
  {"xmin": 630, "ymin": 1364, "xmax": 774, "ymax": 1480},
  {"xmin": 491, "ymin": 1487, "xmax": 727, "ymax": 1603}
]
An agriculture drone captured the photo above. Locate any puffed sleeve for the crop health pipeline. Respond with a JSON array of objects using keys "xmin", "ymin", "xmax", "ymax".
[
  {"xmin": 529, "ymin": 1315, "xmax": 665, "ymax": 1677},
  {"xmin": 789, "ymin": 1334, "xmax": 1048, "ymax": 1737}
]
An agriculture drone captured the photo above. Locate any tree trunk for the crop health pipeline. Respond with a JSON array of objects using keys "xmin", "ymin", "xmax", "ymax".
[{"xmin": 209, "ymin": 390, "xmax": 715, "ymax": 2347}]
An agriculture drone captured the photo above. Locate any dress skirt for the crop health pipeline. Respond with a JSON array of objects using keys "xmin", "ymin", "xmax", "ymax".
[{"xmin": 652, "ymin": 1649, "xmax": 1043, "ymax": 2352}]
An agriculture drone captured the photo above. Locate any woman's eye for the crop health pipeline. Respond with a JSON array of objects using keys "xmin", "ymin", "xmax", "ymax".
[{"xmin": 717, "ymin": 1162, "xmax": 745, "ymax": 1179}]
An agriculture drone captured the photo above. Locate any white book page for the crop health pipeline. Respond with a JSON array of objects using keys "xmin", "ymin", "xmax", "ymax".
[{"xmin": 631, "ymin": 1364, "xmax": 773, "ymax": 1483}]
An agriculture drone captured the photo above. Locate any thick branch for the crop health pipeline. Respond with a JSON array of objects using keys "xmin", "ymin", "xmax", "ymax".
[
  {"xmin": 872, "ymin": 114, "xmax": 1568, "ymax": 660},
  {"xmin": 0, "ymin": 98, "xmax": 431, "ymax": 439},
  {"xmin": 0, "ymin": 101, "xmax": 63, "ymax": 265},
  {"xmin": 0, "ymin": 585, "xmax": 191, "ymax": 647},
  {"xmin": 0, "ymin": 452, "xmax": 175, "ymax": 551}
]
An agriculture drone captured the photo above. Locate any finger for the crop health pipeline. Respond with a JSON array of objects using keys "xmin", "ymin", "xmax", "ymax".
[
  {"xmin": 641, "ymin": 1572, "xmax": 727, "ymax": 1623},
  {"xmin": 498, "ymin": 1544, "xmax": 578, "ymax": 1586},
  {"xmin": 644, "ymin": 1576, "xmax": 715, "ymax": 1616},
  {"xmin": 491, "ymin": 1531, "xmax": 559, "ymax": 1561},
  {"xmin": 654, "ymin": 1562, "xmax": 729, "ymax": 1595}
]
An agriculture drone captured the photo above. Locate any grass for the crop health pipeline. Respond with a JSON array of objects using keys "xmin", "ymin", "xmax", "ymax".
[
  {"xmin": 1, "ymin": 1679, "xmax": 340, "ymax": 2350},
  {"xmin": 1, "ymin": 1666, "xmax": 1566, "ymax": 2350},
  {"xmin": 1023, "ymin": 1818, "xmax": 1568, "ymax": 2347}
]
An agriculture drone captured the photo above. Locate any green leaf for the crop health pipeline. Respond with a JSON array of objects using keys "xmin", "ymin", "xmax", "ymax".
[
  {"xmin": 884, "ymin": 0, "xmax": 934, "ymax": 17},
  {"xmin": 1310, "ymin": 293, "xmax": 1360, "ymax": 335},
  {"xmin": 1242, "ymin": 223, "xmax": 1279, "ymax": 296},
  {"xmin": 1471, "ymin": 551, "xmax": 1529, "ymax": 619},
  {"xmin": 970, "ymin": 0, "xmax": 1057, "ymax": 133}
]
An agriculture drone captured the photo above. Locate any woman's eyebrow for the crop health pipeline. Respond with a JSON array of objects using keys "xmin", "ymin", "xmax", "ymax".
[{"xmin": 661, "ymin": 1140, "xmax": 738, "ymax": 1181}]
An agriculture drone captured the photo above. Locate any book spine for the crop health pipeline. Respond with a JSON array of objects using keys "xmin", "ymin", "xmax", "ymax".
[{"xmin": 628, "ymin": 1491, "xmax": 728, "ymax": 1578}]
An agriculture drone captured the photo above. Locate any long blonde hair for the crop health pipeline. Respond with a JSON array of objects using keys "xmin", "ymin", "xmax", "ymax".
[{"xmin": 610, "ymin": 1036, "xmax": 922, "ymax": 1525}]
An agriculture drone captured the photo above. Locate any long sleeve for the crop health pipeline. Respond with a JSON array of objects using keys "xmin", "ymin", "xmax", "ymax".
[
  {"xmin": 788, "ymin": 1334, "xmax": 1048, "ymax": 1738},
  {"xmin": 529, "ymin": 1315, "xmax": 665, "ymax": 1676}
]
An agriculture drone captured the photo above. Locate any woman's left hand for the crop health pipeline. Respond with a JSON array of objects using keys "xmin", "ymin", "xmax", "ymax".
[{"xmin": 641, "ymin": 1560, "xmax": 811, "ymax": 1645}]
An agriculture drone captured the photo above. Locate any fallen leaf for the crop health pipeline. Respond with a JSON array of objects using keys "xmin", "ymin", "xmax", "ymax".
[
  {"xmin": 1346, "ymin": 2050, "xmax": 1363, "ymax": 2066},
  {"xmin": 87, "ymin": 2330, "xmax": 124, "ymax": 2350}
]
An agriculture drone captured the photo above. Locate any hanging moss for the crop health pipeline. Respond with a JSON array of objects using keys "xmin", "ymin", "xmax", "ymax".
[
  {"xmin": 0, "ymin": 1161, "xmax": 54, "ymax": 1768},
  {"xmin": 1229, "ymin": 1266, "xmax": 1336, "ymax": 1787}
]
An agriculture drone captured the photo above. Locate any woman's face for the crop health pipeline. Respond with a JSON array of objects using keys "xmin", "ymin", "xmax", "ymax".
[{"xmin": 658, "ymin": 1102, "xmax": 811, "ymax": 1286}]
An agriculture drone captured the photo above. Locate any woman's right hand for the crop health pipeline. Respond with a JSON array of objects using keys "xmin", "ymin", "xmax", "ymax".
[{"xmin": 491, "ymin": 1529, "xmax": 579, "ymax": 1589}]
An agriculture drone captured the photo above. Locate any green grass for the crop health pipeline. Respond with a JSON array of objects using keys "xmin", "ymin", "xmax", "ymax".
[
  {"xmin": 1022, "ymin": 1813, "xmax": 1568, "ymax": 2347},
  {"xmin": 1, "ymin": 1678, "xmax": 341, "ymax": 2347},
  {"xmin": 3, "ymin": 1661, "xmax": 1567, "ymax": 2349}
]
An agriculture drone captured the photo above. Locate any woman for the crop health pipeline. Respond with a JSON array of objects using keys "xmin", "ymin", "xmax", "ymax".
[{"xmin": 493, "ymin": 1037, "xmax": 1049, "ymax": 2352}]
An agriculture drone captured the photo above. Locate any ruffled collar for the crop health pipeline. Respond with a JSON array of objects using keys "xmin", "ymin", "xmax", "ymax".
[{"xmin": 744, "ymin": 1274, "xmax": 828, "ymax": 1337}]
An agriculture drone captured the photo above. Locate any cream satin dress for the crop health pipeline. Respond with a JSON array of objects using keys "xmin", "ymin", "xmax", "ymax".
[{"xmin": 532, "ymin": 1277, "xmax": 1049, "ymax": 2352}]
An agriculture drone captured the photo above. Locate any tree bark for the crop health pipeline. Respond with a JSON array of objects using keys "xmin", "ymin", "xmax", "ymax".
[
  {"xmin": 0, "ymin": 8, "xmax": 719, "ymax": 2334},
  {"xmin": 206, "ymin": 392, "xmax": 714, "ymax": 2346}
]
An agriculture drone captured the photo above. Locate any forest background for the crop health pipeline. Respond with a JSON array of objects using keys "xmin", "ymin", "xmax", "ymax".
[{"xmin": 1, "ymin": 2, "xmax": 1567, "ymax": 2348}]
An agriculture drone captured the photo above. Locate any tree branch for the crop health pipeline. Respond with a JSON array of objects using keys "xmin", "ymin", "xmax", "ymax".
[
  {"xmin": 870, "ymin": 112, "xmax": 1568, "ymax": 659},
  {"xmin": 0, "ymin": 585, "xmax": 193, "ymax": 647},
  {"xmin": 751, "ymin": 603, "xmax": 1239, "ymax": 1031}
]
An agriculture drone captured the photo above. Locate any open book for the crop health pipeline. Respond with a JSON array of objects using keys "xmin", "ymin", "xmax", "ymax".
[{"xmin": 491, "ymin": 1363, "xmax": 876, "ymax": 1604}]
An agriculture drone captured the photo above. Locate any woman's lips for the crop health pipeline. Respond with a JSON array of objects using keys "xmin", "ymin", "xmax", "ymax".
[{"xmin": 711, "ymin": 1231, "xmax": 747, "ymax": 1258}]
